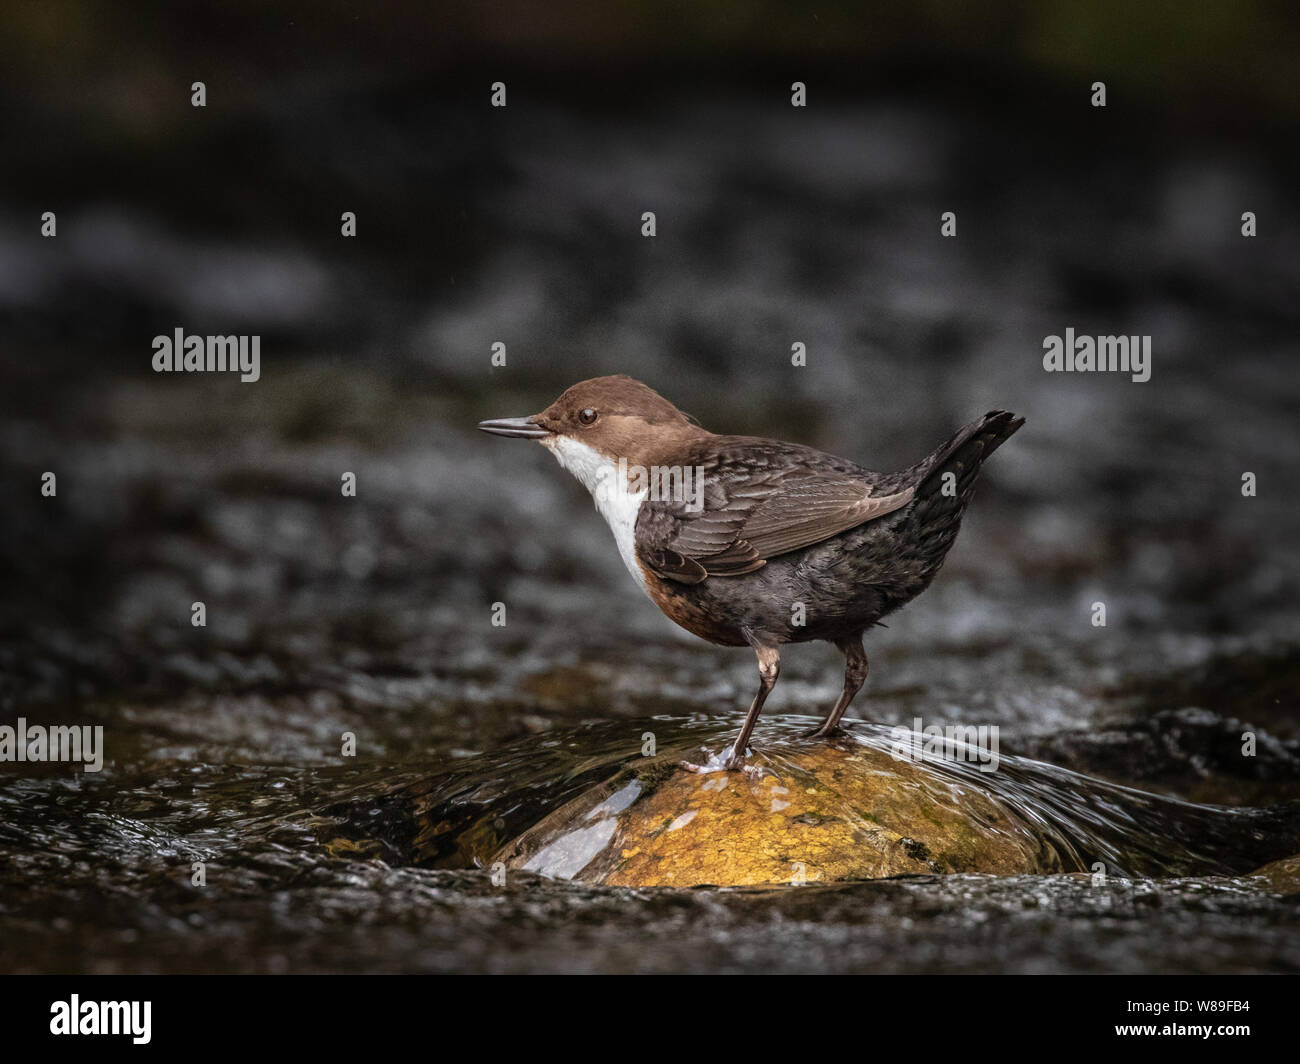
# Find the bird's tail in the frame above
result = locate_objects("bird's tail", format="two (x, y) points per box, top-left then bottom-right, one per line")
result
(898, 410), (1024, 579)
(916, 410), (1024, 497)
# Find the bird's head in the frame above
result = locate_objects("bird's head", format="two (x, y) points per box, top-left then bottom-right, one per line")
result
(479, 375), (706, 482)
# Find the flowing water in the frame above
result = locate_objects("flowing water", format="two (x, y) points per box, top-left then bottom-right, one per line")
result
(2, 708), (1298, 973)
(2, 86), (1299, 972)
(331, 717), (1300, 882)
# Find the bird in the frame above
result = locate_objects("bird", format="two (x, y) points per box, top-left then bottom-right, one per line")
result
(480, 375), (1023, 771)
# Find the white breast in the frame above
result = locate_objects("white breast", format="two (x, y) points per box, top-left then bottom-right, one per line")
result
(542, 436), (650, 595)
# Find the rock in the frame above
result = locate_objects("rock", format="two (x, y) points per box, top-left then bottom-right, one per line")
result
(492, 742), (1059, 887)
(343, 719), (1300, 887)
(1249, 855), (1300, 893)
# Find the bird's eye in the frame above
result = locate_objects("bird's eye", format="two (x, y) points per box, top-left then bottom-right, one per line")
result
(578, 408), (599, 426)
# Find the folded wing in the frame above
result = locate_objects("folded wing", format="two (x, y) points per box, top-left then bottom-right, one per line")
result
(638, 457), (914, 584)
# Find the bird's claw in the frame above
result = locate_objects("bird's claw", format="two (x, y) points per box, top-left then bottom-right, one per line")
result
(681, 746), (775, 780)
(803, 723), (846, 740)
(680, 745), (727, 774)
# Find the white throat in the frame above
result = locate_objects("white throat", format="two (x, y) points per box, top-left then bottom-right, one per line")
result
(542, 435), (649, 594)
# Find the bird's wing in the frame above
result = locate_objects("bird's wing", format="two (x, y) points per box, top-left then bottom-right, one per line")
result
(635, 445), (914, 584)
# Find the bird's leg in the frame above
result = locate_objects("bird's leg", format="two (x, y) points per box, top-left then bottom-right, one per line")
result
(720, 644), (780, 771)
(806, 635), (868, 739)
(680, 644), (780, 774)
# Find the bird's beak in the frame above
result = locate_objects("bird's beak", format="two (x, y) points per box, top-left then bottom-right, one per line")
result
(477, 415), (552, 439)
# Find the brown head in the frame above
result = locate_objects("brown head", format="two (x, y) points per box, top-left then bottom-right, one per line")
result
(478, 375), (707, 468)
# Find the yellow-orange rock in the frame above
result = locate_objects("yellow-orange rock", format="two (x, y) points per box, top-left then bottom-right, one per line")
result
(492, 742), (1058, 887)
(1249, 854), (1300, 893)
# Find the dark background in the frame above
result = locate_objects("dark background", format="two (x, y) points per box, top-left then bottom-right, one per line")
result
(1, 2), (1298, 973)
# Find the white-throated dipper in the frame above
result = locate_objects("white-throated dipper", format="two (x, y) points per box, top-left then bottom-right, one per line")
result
(480, 376), (1024, 771)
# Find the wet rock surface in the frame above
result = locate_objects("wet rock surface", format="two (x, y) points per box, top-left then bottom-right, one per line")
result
(496, 745), (1057, 887)
(2, 82), (1300, 971)
(1250, 856), (1300, 894)
(336, 718), (1300, 886)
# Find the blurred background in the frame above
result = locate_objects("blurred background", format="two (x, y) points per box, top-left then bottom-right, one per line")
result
(1, 2), (1299, 973)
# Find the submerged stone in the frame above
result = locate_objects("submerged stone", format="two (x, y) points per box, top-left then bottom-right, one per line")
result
(343, 718), (1300, 888)
(492, 742), (1058, 887)
(1249, 855), (1300, 893)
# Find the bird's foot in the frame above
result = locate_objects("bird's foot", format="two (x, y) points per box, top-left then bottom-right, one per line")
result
(680, 746), (725, 774)
(800, 718), (852, 744)
(681, 745), (775, 780)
